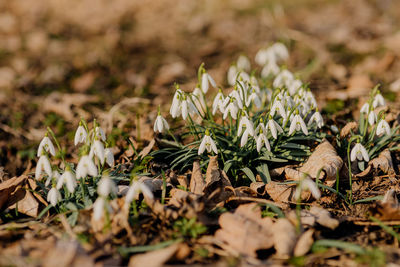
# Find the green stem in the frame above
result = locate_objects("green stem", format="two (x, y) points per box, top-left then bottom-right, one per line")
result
(47, 127), (66, 164)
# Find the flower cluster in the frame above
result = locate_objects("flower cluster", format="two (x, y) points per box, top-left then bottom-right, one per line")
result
(153, 43), (326, 181)
(35, 119), (115, 207)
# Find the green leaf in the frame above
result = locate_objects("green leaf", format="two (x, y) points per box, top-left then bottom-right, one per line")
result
(312, 239), (366, 255)
(118, 239), (183, 257)
(256, 164), (271, 184)
(241, 167), (256, 183)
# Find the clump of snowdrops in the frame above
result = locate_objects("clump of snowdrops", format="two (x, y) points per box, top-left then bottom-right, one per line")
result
(152, 43), (326, 184)
(35, 119), (152, 224)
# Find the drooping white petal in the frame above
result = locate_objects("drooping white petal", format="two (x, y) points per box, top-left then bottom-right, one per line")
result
(95, 127), (106, 142)
(376, 120), (391, 136)
(105, 148), (114, 167)
(97, 175), (117, 197)
(76, 155), (98, 179)
(47, 187), (62, 206)
(74, 125), (87, 146)
(93, 197), (105, 221)
(37, 136), (56, 157)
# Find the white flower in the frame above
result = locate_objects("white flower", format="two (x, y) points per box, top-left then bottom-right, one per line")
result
(227, 65), (238, 86)
(376, 119), (391, 136)
(289, 114), (309, 135)
(212, 90), (225, 115)
(35, 155), (52, 180)
(261, 60), (280, 78)
(360, 103), (370, 114)
(308, 111), (324, 128)
(45, 170), (60, 187)
(57, 169), (77, 193)
(273, 69), (294, 88)
(95, 126), (106, 142)
(368, 111), (377, 126)
(105, 148), (114, 167)
(256, 131), (271, 152)
(255, 48), (276, 66)
(237, 55), (251, 72)
(125, 181), (154, 206)
(350, 143), (369, 162)
(97, 175), (117, 197)
(154, 114), (170, 133)
(240, 128), (254, 147)
(294, 178), (321, 201)
(37, 136), (56, 157)
(74, 125), (87, 146)
(201, 73), (216, 94)
(237, 116), (255, 137)
(198, 131), (218, 155)
(271, 42), (289, 62)
(47, 187), (62, 206)
(170, 89), (183, 118)
(270, 100), (287, 121)
(287, 79), (302, 96)
(304, 90), (317, 108)
(266, 118), (284, 139)
(223, 101), (239, 120)
(76, 155), (98, 179)
(90, 140), (105, 165)
(181, 96), (198, 120)
(373, 93), (385, 108)
(191, 87), (206, 115)
(92, 197), (112, 221)
(226, 89), (243, 109)
(246, 89), (261, 108)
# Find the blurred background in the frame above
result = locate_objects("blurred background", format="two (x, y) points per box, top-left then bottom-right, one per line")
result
(1, 0), (400, 177)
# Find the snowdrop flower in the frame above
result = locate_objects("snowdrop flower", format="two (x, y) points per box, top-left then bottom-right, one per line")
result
(212, 89), (225, 115)
(308, 110), (324, 128)
(289, 113), (309, 135)
(57, 166), (77, 193)
(226, 88), (243, 109)
(35, 154), (52, 180)
(238, 115), (255, 137)
(181, 95), (198, 120)
(227, 65), (238, 86)
(98, 175), (117, 197)
(201, 72), (216, 94)
(95, 126), (106, 142)
(125, 181), (154, 206)
(104, 148), (114, 167)
(90, 139), (105, 165)
(237, 55), (251, 72)
(74, 123), (87, 146)
(360, 103), (370, 114)
(45, 170), (60, 187)
(154, 113), (170, 133)
(376, 119), (391, 136)
(246, 89), (261, 108)
(261, 60), (280, 78)
(240, 127), (254, 147)
(270, 99), (287, 121)
(47, 187), (62, 206)
(198, 130), (218, 155)
(254, 118), (266, 134)
(304, 90), (317, 108)
(351, 142), (369, 162)
(170, 88), (183, 118)
(368, 111), (377, 126)
(223, 99), (239, 120)
(266, 117), (284, 139)
(37, 135), (56, 157)
(287, 79), (302, 96)
(76, 155), (98, 179)
(191, 87), (206, 115)
(256, 129), (271, 152)
(92, 197), (112, 221)
(372, 92), (385, 108)
(255, 48), (276, 66)
(294, 178), (321, 201)
(273, 69), (294, 88)
(271, 42), (289, 62)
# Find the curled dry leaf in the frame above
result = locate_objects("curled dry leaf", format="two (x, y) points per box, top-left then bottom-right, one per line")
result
(340, 121), (358, 138)
(190, 160), (205, 195)
(128, 243), (180, 267)
(309, 206), (339, 230)
(215, 203), (274, 258)
(370, 189), (400, 221)
(272, 218), (297, 258)
(250, 182), (266, 195)
(294, 229), (314, 257)
(369, 149), (394, 174)
(265, 181), (311, 203)
(138, 139), (156, 159)
(299, 140), (343, 183)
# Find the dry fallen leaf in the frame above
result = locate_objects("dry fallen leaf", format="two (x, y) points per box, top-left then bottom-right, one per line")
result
(309, 206), (339, 230)
(129, 243), (180, 267)
(272, 218), (297, 258)
(346, 74), (373, 98)
(369, 149), (394, 174)
(340, 121), (358, 138)
(370, 189), (400, 221)
(215, 203), (274, 258)
(294, 229), (314, 257)
(299, 140), (343, 184)
(265, 181), (311, 203)
(190, 160), (205, 195)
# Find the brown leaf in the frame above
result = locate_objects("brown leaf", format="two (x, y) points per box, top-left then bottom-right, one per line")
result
(0, 175), (27, 208)
(138, 139), (156, 159)
(265, 181), (311, 203)
(128, 243), (180, 267)
(9, 190), (40, 217)
(215, 203), (274, 258)
(44, 240), (94, 267)
(370, 189), (400, 221)
(190, 160), (205, 195)
(369, 149), (394, 174)
(340, 121), (358, 138)
(309, 206), (339, 230)
(272, 218), (297, 258)
(294, 229), (314, 257)
(299, 140), (343, 182)
(346, 74), (373, 98)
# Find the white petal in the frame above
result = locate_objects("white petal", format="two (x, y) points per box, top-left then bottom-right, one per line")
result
(201, 73), (209, 94)
(93, 197), (105, 221)
(198, 136), (207, 155)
